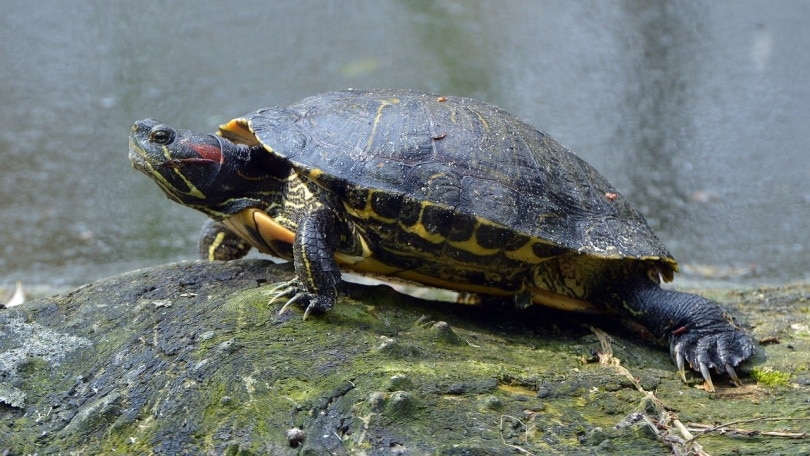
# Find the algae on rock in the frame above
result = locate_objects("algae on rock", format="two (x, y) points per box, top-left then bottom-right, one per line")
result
(1, 259), (808, 455)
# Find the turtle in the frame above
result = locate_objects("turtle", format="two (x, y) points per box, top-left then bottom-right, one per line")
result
(129, 88), (754, 391)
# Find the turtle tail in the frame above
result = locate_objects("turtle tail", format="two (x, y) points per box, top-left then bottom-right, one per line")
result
(612, 277), (755, 392)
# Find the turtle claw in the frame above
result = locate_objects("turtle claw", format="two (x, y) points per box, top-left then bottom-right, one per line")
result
(267, 278), (305, 314)
(698, 361), (715, 392)
(278, 293), (305, 316)
(696, 361), (742, 392)
(675, 349), (688, 384)
(725, 363), (742, 387)
(268, 278), (335, 319)
(302, 304), (317, 321)
(669, 323), (754, 392)
(267, 280), (297, 300)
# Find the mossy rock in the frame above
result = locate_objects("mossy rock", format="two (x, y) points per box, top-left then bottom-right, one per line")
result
(1, 259), (808, 455)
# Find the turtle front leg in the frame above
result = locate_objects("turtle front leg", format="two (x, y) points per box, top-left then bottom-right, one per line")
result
(273, 208), (342, 319)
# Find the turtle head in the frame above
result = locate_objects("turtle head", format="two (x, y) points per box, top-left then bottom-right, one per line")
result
(129, 119), (285, 218)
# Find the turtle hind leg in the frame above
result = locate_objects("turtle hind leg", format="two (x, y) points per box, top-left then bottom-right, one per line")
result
(612, 276), (755, 391)
(198, 219), (253, 261)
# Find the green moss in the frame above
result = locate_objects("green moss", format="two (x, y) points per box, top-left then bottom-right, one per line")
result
(4, 261), (810, 455)
(750, 367), (792, 387)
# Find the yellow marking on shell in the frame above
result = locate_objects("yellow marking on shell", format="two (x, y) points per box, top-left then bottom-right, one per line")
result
(473, 110), (490, 132)
(344, 194), (548, 261)
(447, 235), (497, 256)
(504, 241), (546, 264)
(394, 269), (510, 296)
(342, 190), (397, 224)
(400, 201), (448, 245)
(306, 168), (324, 180)
(444, 220), (500, 257)
(207, 231), (229, 261)
(504, 240), (564, 264)
(218, 118), (261, 146)
(366, 98), (399, 152)
(404, 223), (446, 245)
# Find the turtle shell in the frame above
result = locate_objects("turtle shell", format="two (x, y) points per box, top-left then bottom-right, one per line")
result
(220, 89), (676, 276)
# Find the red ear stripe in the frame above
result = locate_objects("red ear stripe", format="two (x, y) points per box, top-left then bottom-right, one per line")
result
(188, 142), (224, 164)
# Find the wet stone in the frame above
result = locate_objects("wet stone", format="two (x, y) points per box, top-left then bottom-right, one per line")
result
(375, 336), (423, 359)
(1, 259), (807, 455)
(368, 392), (386, 413)
(427, 321), (465, 345)
(385, 391), (417, 419)
(387, 374), (414, 392)
(481, 395), (502, 410)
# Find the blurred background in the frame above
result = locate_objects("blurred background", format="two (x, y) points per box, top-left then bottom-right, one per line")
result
(1, 0), (808, 294)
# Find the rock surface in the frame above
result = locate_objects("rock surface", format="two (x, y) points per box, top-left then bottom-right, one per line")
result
(1, 259), (808, 455)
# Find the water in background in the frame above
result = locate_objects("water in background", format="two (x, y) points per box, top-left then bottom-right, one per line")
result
(1, 1), (807, 291)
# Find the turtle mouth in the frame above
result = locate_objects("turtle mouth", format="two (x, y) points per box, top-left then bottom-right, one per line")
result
(128, 119), (170, 171)
(128, 136), (158, 175)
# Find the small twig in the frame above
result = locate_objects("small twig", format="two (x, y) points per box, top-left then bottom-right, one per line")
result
(499, 415), (535, 456)
(686, 417), (810, 442)
(591, 327), (709, 455)
(590, 327), (808, 453)
(673, 419), (709, 456)
(591, 327), (645, 392)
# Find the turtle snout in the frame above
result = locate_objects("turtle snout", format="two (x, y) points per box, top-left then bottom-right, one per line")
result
(129, 120), (166, 170)
(131, 118), (161, 135)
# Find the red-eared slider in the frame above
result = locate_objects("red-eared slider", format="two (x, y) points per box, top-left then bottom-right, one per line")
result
(129, 89), (753, 391)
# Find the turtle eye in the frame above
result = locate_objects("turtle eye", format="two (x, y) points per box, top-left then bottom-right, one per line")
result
(149, 126), (175, 145)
